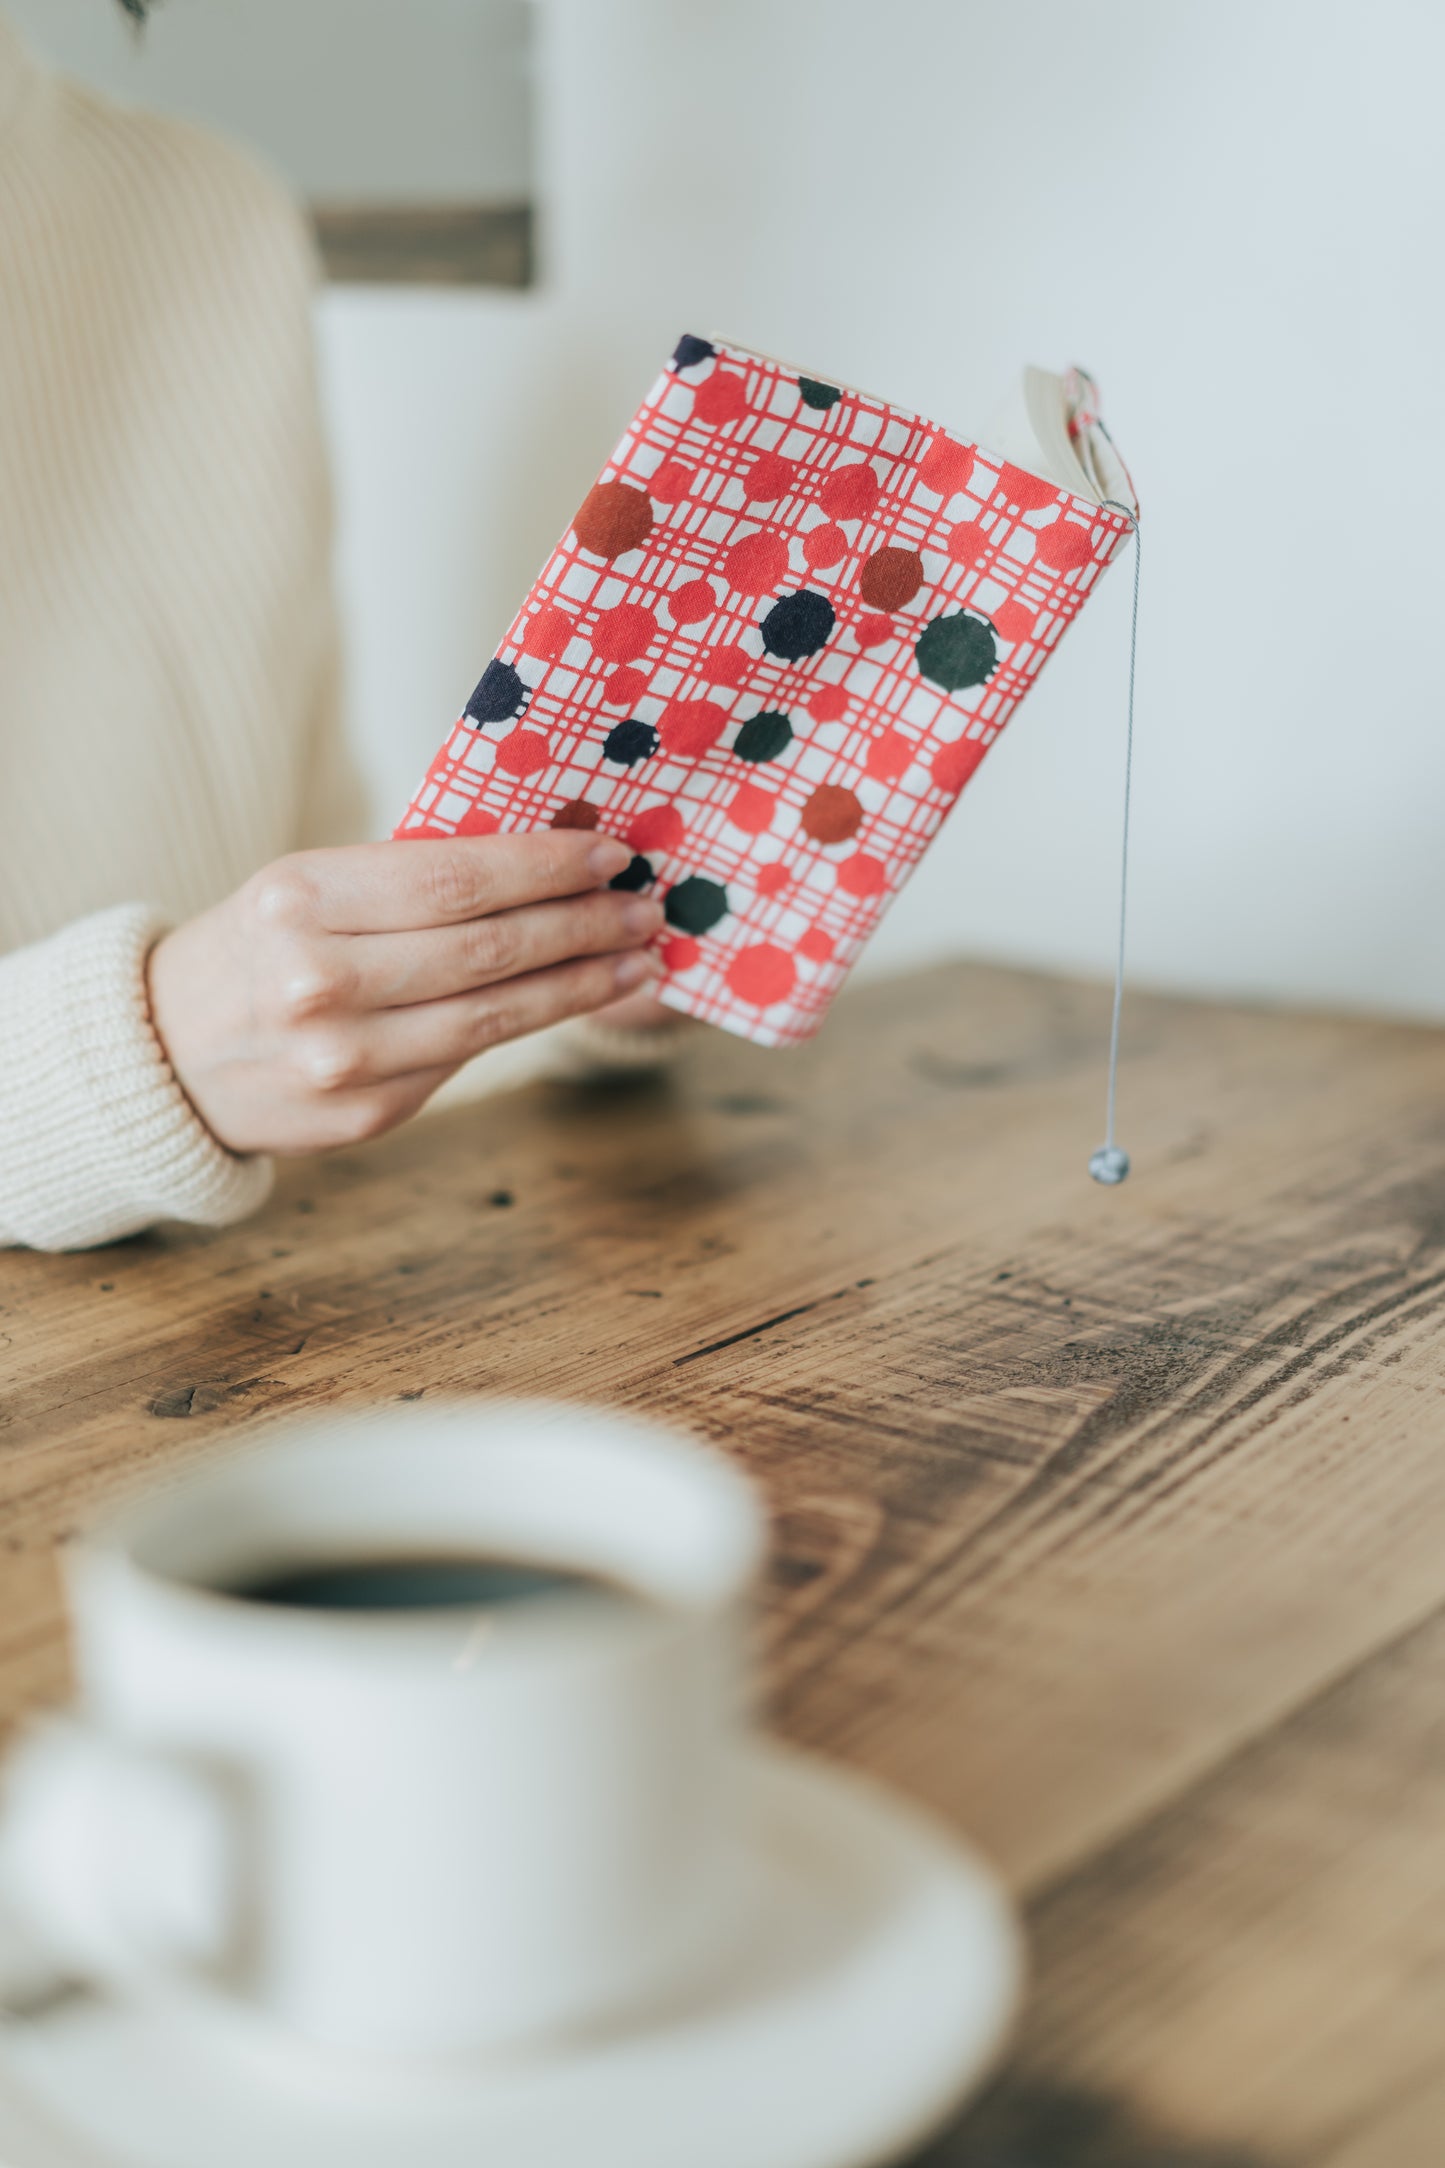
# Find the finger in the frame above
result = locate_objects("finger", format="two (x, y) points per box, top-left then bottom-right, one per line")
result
(300, 1063), (460, 1153)
(265, 832), (635, 935)
(295, 948), (663, 1092)
(350, 891), (664, 1009)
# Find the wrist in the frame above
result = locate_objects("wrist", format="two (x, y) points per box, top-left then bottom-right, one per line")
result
(144, 915), (241, 1155)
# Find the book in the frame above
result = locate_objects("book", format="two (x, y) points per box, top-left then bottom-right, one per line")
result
(394, 336), (1137, 1047)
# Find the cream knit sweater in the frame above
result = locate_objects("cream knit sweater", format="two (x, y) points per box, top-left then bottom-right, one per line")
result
(0, 22), (666, 1252)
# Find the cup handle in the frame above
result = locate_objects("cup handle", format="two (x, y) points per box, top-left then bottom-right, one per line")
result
(0, 1714), (237, 2003)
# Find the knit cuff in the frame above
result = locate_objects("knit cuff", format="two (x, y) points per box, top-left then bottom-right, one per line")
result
(0, 905), (273, 1251)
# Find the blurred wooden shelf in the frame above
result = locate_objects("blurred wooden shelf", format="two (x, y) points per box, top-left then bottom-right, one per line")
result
(310, 200), (534, 286)
(4, 956), (1445, 2164)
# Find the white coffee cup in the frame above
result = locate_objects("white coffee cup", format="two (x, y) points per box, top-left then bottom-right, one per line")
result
(0, 1402), (764, 2062)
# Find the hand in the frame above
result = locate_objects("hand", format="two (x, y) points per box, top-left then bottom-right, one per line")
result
(146, 834), (663, 1156)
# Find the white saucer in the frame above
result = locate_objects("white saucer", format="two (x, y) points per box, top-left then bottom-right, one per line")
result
(0, 1745), (1021, 2168)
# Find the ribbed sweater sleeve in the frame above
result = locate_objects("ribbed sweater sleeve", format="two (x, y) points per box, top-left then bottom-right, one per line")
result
(0, 904), (272, 1251)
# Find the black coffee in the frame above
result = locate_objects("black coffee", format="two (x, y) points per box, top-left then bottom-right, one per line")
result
(227, 1555), (626, 1614)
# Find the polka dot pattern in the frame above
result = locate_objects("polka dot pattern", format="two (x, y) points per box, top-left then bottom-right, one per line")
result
(859, 546), (924, 612)
(728, 782), (776, 836)
(397, 335), (1133, 1047)
(603, 719), (658, 767)
(628, 803), (685, 854)
(609, 854), (655, 892)
(592, 603), (656, 663)
(733, 711), (794, 763)
(465, 659), (526, 725)
(495, 728), (551, 778)
(551, 799), (600, 831)
(725, 531), (789, 595)
(799, 784), (863, 844)
(603, 666), (649, 708)
(572, 482), (653, 562)
(726, 943), (796, 1008)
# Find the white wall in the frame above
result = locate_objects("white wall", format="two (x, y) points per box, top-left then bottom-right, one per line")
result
(321, 0), (1445, 1016)
(5, 0), (533, 200)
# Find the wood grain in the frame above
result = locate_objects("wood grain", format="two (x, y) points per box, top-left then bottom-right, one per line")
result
(3, 957), (1445, 2161)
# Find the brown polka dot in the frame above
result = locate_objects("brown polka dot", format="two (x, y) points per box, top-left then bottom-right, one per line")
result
(859, 546), (924, 612)
(799, 784), (864, 844)
(551, 800), (601, 830)
(573, 481), (655, 561)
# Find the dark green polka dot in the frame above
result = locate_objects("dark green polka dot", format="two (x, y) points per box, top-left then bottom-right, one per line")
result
(664, 876), (729, 934)
(798, 378), (842, 411)
(609, 855), (655, 891)
(734, 711), (793, 763)
(914, 613), (998, 692)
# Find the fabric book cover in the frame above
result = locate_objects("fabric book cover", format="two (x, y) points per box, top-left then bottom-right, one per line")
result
(395, 335), (1136, 1047)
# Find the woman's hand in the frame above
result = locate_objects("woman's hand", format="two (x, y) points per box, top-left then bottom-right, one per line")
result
(146, 833), (663, 1156)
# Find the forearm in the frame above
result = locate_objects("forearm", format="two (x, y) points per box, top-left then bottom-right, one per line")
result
(0, 906), (272, 1252)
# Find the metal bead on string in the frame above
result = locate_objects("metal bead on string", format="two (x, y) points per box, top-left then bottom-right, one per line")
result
(1088, 499), (1142, 1187)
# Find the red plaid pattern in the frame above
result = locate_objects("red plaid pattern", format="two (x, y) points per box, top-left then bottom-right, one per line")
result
(395, 338), (1133, 1047)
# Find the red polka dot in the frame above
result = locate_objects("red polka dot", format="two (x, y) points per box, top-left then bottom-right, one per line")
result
(819, 462), (882, 522)
(865, 729), (914, 782)
(668, 578), (718, 627)
(659, 697), (729, 756)
(798, 927), (834, 964)
(628, 803), (686, 854)
(728, 783), (775, 835)
(945, 519), (991, 566)
(744, 452), (795, 502)
(994, 462), (1061, 512)
(725, 530), (789, 594)
(992, 598), (1037, 644)
(809, 684), (849, 723)
(663, 936), (701, 972)
(603, 665), (649, 707)
(649, 459), (695, 503)
(917, 435), (974, 498)
(855, 612), (894, 649)
(692, 371), (749, 427)
(754, 862), (791, 897)
(591, 602), (656, 663)
(521, 606), (572, 661)
(726, 944), (796, 1007)
(835, 853), (887, 898)
(802, 521), (849, 571)
(1035, 518), (1096, 571)
(932, 738), (983, 795)
(495, 728), (553, 778)
(700, 642), (751, 687)
(458, 806), (500, 837)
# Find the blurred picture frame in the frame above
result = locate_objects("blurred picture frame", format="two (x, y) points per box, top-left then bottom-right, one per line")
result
(3, 0), (537, 286)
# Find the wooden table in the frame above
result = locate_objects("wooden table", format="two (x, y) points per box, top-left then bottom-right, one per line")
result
(4, 958), (1445, 2166)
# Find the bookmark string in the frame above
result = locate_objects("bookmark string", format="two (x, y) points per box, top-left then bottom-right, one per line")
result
(1089, 501), (1141, 1188)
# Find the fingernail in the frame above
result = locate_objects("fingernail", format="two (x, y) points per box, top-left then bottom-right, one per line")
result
(622, 897), (665, 935)
(614, 950), (656, 988)
(588, 838), (632, 880)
